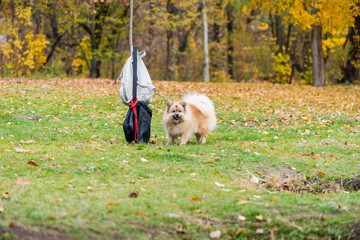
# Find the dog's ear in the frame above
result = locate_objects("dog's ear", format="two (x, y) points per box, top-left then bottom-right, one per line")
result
(166, 101), (172, 109)
(180, 101), (187, 110)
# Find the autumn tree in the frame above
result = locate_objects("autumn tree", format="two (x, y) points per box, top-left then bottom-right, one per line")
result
(290, 0), (359, 86)
(0, 0), (48, 76)
(341, 4), (360, 83)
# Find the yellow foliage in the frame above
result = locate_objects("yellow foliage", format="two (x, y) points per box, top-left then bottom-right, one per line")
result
(0, 6), (49, 76)
(273, 53), (291, 84)
(72, 36), (91, 75)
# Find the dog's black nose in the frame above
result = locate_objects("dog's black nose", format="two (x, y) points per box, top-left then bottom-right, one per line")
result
(174, 113), (180, 118)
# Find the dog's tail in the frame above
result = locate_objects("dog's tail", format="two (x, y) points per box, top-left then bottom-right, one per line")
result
(184, 93), (216, 130)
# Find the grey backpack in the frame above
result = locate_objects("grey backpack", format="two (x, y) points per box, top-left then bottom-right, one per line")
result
(118, 50), (155, 106)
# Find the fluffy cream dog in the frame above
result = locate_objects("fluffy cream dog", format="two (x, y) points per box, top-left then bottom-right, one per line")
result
(162, 93), (216, 145)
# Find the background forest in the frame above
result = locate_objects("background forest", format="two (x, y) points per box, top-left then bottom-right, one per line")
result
(0, 0), (359, 86)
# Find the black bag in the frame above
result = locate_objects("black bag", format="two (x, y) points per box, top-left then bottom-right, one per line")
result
(123, 46), (152, 143)
(123, 99), (152, 143)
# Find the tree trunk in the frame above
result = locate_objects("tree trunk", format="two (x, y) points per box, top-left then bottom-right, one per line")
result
(164, 0), (175, 81)
(341, 10), (360, 83)
(210, 0), (221, 79)
(311, 24), (325, 87)
(202, 0), (209, 82)
(80, 1), (109, 78)
(226, 5), (233, 79)
(275, 15), (284, 54)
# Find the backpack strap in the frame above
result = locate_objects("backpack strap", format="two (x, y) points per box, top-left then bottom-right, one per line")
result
(132, 46), (138, 102)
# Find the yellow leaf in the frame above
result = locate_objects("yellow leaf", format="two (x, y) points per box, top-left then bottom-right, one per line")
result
(237, 200), (249, 205)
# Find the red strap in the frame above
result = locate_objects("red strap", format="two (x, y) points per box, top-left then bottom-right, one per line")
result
(130, 98), (138, 142)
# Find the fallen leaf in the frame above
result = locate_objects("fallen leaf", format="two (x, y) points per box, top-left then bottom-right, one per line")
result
(209, 230), (221, 239)
(128, 191), (139, 198)
(237, 200), (249, 205)
(215, 182), (224, 188)
(106, 203), (119, 206)
(235, 228), (244, 236)
(49, 216), (56, 220)
(23, 139), (37, 144)
(317, 170), (326, 175)
(256, 215), (264, 221)
(270, 199), (276, 204)
(26, 160), (38, 167)
(256, 228), (264, 234)
(2, 192), (10, 200)
(190, 195), (201, 201)
(290, 167), (296, 170)
(238, 215), (246, 221)
(15, 148), (30, 153)
(161, 168), (166, 172)
(14, 178), (30, 185)
(190, 172), (198, 176)
(250, 176), (259, 183)
(87, 186), (93, 191)
(140, 157), (149, 162)
(0, 206), (4, 212)
(167, 213), (180, 218)
(138, 211), (146, 217)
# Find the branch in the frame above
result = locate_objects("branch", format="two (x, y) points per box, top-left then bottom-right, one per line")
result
(69, 33), (91, 73)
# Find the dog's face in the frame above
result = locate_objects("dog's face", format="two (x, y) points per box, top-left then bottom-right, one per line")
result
(166, 101), (187, 124)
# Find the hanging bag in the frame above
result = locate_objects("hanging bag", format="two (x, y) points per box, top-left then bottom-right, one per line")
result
(122, 46), (152, 143)
(119, 50), (155, 106)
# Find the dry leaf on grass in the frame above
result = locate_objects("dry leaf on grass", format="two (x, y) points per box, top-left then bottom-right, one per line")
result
(2, 192), (10, 200)
(26, 160), (38, 167)
(238, 215), (246, 221)
(14, 178), (30, 185)
(209, 230), (221, 239)
(22, 139), (37, 144)
(140, 157), (149, 162)
(15, 148), (34, 153)
(190, 195), (201, 201)
(237, 200), (249, 205)
(235, 228), (244, 236)
(128, 191), (139, 198)
(250, 176), (259, 183)
(215, 182), (225, 188)
(106, 203), (119, 206)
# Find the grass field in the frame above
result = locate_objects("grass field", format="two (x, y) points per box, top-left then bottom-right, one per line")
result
(0, 78), (359, 240)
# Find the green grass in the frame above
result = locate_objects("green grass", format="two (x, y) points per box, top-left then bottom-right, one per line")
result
(0, 79), (359, 239)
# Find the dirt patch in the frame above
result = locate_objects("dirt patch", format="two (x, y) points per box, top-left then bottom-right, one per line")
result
(0, 224), (70, 240)
(10, 114), (44, 121)
(348, 221), (360, 240)
(257, 167), (360, 194)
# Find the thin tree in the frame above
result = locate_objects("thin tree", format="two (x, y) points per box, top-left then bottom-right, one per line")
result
(202, 0), (210, 82)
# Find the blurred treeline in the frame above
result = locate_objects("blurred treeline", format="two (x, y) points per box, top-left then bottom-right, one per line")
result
(0, 0), (359, 85)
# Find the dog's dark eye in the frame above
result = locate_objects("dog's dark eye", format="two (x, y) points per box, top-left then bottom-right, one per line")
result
(172, 110), (175, 113)
(179, 110), (181, 112)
